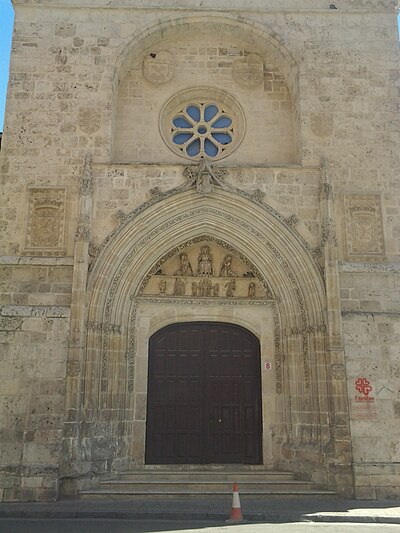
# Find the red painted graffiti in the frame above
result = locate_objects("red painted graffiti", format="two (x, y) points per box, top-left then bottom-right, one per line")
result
(355, 378), (372, 397)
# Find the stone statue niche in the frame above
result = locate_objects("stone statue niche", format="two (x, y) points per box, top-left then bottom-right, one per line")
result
(141, 240), (271, 300)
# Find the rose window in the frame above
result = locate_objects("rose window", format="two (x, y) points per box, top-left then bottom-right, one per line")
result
(160, 89), (245, 161)
(172, 103), (234, 159)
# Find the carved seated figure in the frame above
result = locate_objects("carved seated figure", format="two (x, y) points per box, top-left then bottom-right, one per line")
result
(197, 245), (214, 276)
(175, 252), (193, 276)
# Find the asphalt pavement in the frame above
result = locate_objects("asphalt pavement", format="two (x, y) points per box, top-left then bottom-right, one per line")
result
(1, 519), (400, 533)
(0, 497), (400, 525)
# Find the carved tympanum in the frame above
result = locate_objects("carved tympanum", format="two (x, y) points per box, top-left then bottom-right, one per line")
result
(142, 239), (272, 300)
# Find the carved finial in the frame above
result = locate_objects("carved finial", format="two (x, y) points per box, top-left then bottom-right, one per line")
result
(184, 159), (227, 194)
(80, 153), (94, 195)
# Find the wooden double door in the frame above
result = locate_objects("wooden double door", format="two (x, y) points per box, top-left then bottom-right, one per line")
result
(145, 322), (262, 464)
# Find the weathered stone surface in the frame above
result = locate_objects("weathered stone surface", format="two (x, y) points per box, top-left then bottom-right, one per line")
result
(0, 0), (399, 502)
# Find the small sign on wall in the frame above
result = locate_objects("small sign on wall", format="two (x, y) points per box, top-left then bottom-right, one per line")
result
(264, 361), (272, 371)
(351, 377), (377, 420)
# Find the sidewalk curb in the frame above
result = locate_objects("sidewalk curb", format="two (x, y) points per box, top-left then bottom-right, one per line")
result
(0, 509), (399, 524)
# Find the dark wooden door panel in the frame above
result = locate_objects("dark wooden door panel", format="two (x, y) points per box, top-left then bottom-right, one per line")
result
(146, 322), (262, 464)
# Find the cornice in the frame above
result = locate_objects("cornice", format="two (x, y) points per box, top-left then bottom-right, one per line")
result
(11, 0), (399, 13)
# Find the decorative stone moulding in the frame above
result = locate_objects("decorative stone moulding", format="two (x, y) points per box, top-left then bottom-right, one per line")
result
(142, 50), (175, 85)
(159, 87), (245, 161)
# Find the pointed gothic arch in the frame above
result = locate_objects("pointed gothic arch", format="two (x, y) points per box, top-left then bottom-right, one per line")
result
(81, 185), (333, 475)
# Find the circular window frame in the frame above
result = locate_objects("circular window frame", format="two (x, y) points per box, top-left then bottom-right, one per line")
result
(159, 87), (246, 162)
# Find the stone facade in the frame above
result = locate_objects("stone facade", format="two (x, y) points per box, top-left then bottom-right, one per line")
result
(0, 0), (399, 501)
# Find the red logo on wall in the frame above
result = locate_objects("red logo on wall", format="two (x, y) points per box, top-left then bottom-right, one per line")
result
(355, 378), (374, 402)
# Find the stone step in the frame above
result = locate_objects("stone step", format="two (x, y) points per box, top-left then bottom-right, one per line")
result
(80, 488), (337, 500)
(121, 464), (280, 472)
(98, 480), (314, 492)
(113, 471), (295, 482)
(79, 467), (336, 500)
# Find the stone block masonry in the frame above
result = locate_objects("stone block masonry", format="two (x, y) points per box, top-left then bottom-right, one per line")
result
(0, 0), (399, 501)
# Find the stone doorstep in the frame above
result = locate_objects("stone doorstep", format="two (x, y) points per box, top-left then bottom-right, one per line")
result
(79, 490), (337, 500)
(110, 470), (296, 481)
(79, 468), (336, 499)
(122, 464), (281, 471)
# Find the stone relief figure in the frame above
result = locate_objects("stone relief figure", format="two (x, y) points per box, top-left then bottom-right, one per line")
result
(197, 245), (214, 276)
(219, 254), (235, 277)
(248, 282), (256, 299)
(159, 280), (167, 295)
(174, 252), (194, 276)
(173, 278), (186, 296)
(191, 282), (198, 296)
(212, 284), (220, 297)
(225, 279), (236, 297)
(198, 278), (213, 297)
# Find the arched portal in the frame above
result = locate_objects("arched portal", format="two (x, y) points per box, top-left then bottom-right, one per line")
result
(80, 184), (339, 483)
(146, 322), (262, 465)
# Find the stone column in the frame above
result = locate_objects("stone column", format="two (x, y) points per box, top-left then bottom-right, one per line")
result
(320, 159), (354, 497)
(60, 154), (93, 496)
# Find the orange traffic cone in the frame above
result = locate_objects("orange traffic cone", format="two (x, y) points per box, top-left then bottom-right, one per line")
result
(226, 481), (245, 523)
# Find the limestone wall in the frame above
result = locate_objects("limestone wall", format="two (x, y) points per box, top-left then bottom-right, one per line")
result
(0, 0), (399, 500)
(340, 263), (400, 499)
(1, 5), (398, 256)
(0, 304), (69, 501)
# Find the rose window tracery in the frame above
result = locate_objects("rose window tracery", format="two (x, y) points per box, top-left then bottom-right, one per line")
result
(160, 88), (245, 161)
(172, 103), (234, 159)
